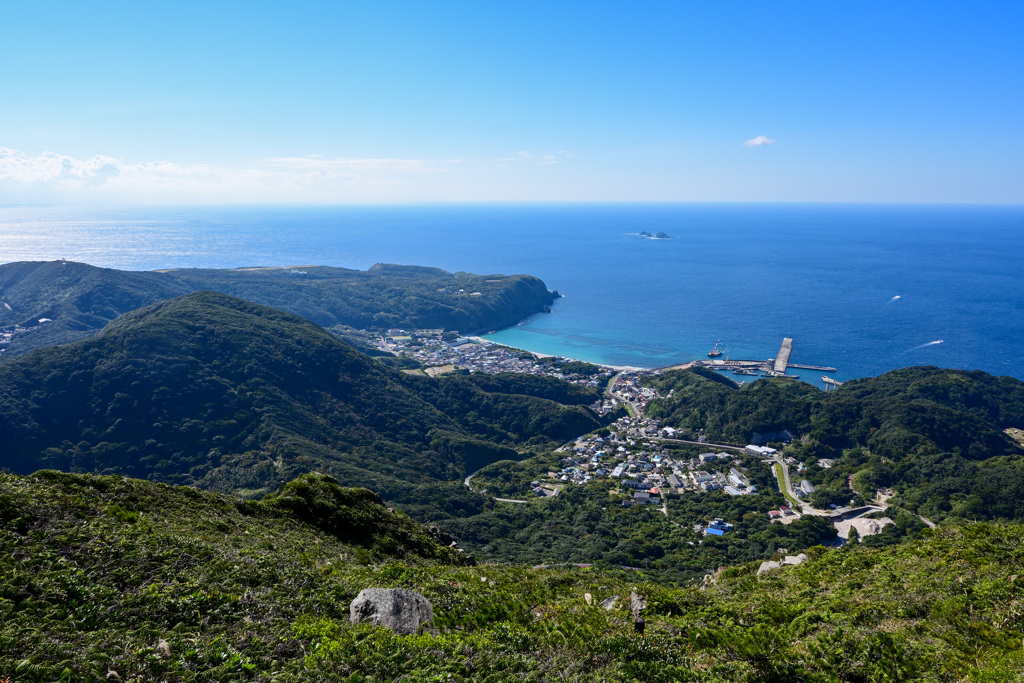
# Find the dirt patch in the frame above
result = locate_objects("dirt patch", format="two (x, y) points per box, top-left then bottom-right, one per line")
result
(1005, 428), (1024, 447)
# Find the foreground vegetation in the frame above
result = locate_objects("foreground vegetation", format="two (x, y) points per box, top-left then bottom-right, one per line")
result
(1, 470), (1022, 681)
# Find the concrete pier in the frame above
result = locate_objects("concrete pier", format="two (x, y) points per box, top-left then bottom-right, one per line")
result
(822, 376), (844, 392)
(773, 338), (793, 374)
(688, 336), (838, 381)
(789, 363), (838, 372)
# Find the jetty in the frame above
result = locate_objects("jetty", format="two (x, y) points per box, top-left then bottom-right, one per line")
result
(789, 363), (838, 372)
(689, 337), (837, 379)
(822, 376), (844, 392)
(773, 337), (793, 374)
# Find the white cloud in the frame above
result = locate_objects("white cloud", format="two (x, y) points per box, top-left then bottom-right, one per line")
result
(743, 135), (776, 147)
(0, 146), (447, 202)
(0, 147), (123, 186)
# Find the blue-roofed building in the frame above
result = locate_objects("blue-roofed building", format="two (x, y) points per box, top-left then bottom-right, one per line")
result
(706, 518), (734, 535)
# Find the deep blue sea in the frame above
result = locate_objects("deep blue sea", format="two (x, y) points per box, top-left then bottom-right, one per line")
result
(2, 203), (1023, 387)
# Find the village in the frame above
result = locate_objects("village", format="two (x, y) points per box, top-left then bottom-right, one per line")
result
(371, 329), (615, 390)
(0, 316), (52, 354)
(372, 329), (897, 542)
(535, 413), (761, 504)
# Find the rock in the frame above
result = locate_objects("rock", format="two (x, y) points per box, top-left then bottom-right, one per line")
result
(599, 595), (619, 610)
(584, 592), (593, 605)
(629, 590), (647, 620)
(156, 639), (171, 658)
(428, 525), (453, 545)
(350, 588), (433, 635)
(757, 552), (808, 575)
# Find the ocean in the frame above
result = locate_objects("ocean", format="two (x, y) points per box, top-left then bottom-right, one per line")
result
(1, 203), (1022, 387)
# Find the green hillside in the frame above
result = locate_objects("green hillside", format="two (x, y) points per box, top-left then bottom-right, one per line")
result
(0, 292), (602, 510)
(0, 260), (558, 357)
(1, 470), (1021, 682)
(645, 367), (1024, 522)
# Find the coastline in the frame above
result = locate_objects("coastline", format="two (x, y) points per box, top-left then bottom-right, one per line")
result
(469, 336), (647, 373)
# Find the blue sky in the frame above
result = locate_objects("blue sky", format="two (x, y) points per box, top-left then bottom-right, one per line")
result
(2, 1), (1022, 203)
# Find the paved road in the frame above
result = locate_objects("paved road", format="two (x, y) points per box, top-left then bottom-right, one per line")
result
(654, 437), (748, 451)
(464, 470), (530, 504)
(772, 456), (832, 516)
(607, 372), (641, 416)
(775, 456), (797, 500)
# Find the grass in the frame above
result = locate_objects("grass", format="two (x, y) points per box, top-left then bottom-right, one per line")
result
(774, 462), (804, 508)
(1, 470), (1022, 681)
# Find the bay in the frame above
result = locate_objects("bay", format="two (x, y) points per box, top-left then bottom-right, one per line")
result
(1, 202), (1022, 386)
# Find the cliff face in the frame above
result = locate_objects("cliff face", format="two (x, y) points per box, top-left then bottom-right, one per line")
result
(0, 261), (558, 357)
(403, 273), (557, 333)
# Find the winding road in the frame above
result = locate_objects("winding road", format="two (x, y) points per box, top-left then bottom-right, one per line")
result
(463, 470), (530, 504)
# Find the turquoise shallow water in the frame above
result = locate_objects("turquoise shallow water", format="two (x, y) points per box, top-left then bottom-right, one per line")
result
(1, 203), (1023, 386)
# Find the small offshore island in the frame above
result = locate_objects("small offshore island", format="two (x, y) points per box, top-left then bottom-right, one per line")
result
(638, 230), (670, 239)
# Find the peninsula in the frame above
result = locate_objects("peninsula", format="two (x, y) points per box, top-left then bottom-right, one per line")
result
(0, 260), (558, 357)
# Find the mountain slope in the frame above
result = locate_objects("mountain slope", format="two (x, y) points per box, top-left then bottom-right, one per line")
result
(0, 292), (602, 507)
(1, 470), (1021, 682)
(645, 366), (1024, 522)
(0, 260), (192, 352)
(0, 260), (558, 357)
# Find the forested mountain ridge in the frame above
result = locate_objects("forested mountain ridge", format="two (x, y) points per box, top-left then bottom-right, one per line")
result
(0, 260), (558, 357)
(0, 292), (603, 513)
(645, 366), (1024, 522)
(1, 469), (1021, 681)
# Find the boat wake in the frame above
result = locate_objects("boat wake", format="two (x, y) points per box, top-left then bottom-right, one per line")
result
(886, 295), (902, 305)
(908, 340), (943, 351)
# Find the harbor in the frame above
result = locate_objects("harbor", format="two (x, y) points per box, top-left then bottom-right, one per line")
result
(375, 328), (842, 394)
(691, 337), (838, 388)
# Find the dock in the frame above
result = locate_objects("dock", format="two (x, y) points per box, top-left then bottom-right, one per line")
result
(789, 363), (838, 372)
(822, 376), (844, 392)
(688, 336), (838, 381)
(679, 337), (839, 387)
(773, 338), (793, 374)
